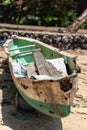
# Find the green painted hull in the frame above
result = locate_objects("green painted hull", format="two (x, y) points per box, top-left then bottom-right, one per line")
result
(4, 36), (78, 118)
(17, 86), (70, 118)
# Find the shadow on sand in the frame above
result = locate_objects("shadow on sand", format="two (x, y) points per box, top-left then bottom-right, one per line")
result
(1, 90), (63, 130)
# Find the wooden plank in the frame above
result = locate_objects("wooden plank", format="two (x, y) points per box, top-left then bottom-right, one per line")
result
(45, 62), (62, 77)
(33, 51), (62, 77)
(9, 44), (35, 51)
(26, 63), (37, 77)
(11, 48), (41, 58)
(12, 52), (32, 58)
(33, 51), (50, 76)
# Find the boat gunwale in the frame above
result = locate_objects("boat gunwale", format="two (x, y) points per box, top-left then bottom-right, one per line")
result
(4, 36), (77, 59)
(4, 36), (78, 81)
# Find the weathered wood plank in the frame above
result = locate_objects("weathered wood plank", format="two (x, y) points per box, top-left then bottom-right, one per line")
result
(45, 62), (62, 77)
(33, 51), (50, 76)
(33, 51), (62, 77)
(26, 63), (37, 77)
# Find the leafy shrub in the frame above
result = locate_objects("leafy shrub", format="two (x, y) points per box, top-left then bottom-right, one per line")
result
(0, 0), (80, 27)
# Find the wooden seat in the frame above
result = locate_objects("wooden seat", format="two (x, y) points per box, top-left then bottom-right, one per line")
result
(33, 51), (62, 77)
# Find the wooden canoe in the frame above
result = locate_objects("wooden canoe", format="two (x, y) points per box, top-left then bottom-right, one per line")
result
(4, 35), (78, 118)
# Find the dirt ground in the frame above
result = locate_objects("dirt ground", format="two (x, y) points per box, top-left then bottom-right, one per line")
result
(0, 46), (87, 130)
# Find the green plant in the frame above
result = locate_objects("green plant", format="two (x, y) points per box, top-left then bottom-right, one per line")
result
(2, 0), (11, 5)
(81, 23), (87, 29)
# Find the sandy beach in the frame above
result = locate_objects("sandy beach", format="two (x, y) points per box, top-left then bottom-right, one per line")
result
(0, 47), (87, 130)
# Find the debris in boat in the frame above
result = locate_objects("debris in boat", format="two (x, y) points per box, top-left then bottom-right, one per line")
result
(33, 51), (68, 78)
(11, 62), (27, 78)
(47, 58), (68, 77)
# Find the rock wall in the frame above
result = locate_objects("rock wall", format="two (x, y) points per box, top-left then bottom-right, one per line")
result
(0, 30), (87, 49)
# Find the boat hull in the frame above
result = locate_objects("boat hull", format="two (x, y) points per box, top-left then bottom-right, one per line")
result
(17, 86), (70, 118)
(4, 36), (78, 118)
(9, 60), (77, 118)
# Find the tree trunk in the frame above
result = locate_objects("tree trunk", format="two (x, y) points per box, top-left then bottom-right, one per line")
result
(66, 8), (87, 33)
